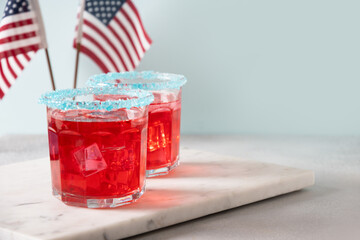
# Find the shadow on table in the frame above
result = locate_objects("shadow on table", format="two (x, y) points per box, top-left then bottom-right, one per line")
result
(124, 185), (337, 240)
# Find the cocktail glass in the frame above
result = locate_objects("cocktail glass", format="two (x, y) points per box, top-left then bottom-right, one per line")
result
(39, 87), (154, 208)
(87, 71), (187, 177)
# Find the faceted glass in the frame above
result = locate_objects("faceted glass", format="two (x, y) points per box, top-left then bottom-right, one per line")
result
(40, 88), (153, 208)
(87, 71), (187, 177)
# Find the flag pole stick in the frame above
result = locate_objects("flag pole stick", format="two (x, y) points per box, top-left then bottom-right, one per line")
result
(73, 0), (86, 89)
(45, 48), (55, 90)
(73, 43), (81, 89)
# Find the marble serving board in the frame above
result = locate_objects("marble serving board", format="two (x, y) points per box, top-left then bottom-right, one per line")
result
(0, 149), (314, 240)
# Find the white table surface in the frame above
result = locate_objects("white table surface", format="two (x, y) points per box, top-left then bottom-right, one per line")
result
(1, 135), (359, 240)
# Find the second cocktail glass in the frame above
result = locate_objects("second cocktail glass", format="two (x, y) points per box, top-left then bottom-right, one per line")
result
(87, 71), (187, 177)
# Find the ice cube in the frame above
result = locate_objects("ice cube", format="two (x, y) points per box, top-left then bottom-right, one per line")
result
(84, 144), (107, 171)
(152, 91), (163, 103)
(84, 111), (118, 121)
(119, 147), (136, 171)
(152, 90), (178, 103)
(108, 146), (136, 171)
(125, 108), (135, 120)
(74, 143), (107, 177)
(130, 116), (147, 129)
(64, 109), (84, 119)
(106, 127), (142, 171)
(113, 108), (138, 121)
(148, 121), (167, 152)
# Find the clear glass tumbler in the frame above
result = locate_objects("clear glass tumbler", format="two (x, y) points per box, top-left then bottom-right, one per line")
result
(87, 71), (187, 177)
(39, 87), (154, 208)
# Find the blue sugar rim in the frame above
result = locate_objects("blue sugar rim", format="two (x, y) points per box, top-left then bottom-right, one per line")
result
(39, 88), (154, 111)
(87, 71), (187, 90)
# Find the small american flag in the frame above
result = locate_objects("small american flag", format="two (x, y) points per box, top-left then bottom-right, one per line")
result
(74, 0), (152, 73)
(0, 0), (47, 100)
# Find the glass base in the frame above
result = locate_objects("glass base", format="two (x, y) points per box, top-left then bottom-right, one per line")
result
(52, 186), (145, 208)
(146, 158), (179, 178)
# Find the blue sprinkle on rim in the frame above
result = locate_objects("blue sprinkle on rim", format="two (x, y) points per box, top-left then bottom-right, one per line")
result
(39, 88), (154, 111)
(87, 71), (187, 90)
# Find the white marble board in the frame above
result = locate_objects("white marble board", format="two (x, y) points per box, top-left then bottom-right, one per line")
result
(0, 149), (314, 240)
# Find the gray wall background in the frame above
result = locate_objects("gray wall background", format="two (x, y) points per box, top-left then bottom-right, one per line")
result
(0, 0), (360, 136)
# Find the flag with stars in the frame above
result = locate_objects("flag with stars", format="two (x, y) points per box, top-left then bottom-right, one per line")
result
(0, 0), (47, 100)
(74, 0), (152, 73)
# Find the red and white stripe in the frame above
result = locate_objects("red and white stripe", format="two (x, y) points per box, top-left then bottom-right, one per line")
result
(0, 51), (36, 99)
(0, 1), (46, 100)
(74, 0), (152, 73)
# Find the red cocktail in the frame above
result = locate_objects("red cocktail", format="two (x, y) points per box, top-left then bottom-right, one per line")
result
(40, 88), (153, 208)
(87, 72), (187, 177)
(146, 91), (182, 174)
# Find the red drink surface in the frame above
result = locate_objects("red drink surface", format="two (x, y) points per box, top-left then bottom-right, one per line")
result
(147, 99), (181, 170)
(47, 108), (147, 201)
